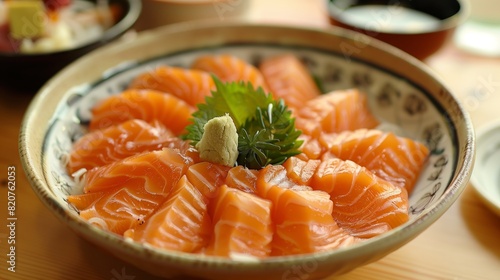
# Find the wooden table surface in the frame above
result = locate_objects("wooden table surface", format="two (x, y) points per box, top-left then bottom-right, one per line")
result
(1, 1), (500, 279)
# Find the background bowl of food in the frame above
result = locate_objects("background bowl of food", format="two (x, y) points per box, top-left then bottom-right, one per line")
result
(0, 0), (141, 90)
(326, 0), (468, 60)
(19, 22), (475, 279)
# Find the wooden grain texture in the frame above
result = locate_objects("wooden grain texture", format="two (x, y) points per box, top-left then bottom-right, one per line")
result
(1, 1), (500, 279)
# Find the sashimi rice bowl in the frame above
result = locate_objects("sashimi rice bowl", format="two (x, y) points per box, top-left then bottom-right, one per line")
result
(19, 23), (475, 280)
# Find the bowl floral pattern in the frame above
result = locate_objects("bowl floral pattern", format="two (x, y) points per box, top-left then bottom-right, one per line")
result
(21, 23), (474, 280)
(44, 45), (455, 218)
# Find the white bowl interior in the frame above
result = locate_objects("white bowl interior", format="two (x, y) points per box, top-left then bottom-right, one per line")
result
(44, 44), (457, 220)
(20, 23), (474, 280)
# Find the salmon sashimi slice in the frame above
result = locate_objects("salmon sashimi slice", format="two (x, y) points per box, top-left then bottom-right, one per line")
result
(83, 148), (193, 194)
(67, 119), (176, 175)
(311, 158), (409, 238)
(185, 162), (231, 198)
(67, 191), (105, 210)
(257, 165), (359, 256)
(124, 175), (212, 253)
(259, 54), (321, 109)
(321, 129), (429, 193)
(224, 166), (258, 194)
(163, 138), (202, 164)
(89, 89), (194, 135)
(282, 157), (321, 186)
(295, 89), (380, 138)
(205, 185), (273, 258)
(68, 182), (168, 235)
(296, 134), (324, 161)
(257, 163), (311, 192)
(128, 66), (215, 107)
(191, 54), (268, 91)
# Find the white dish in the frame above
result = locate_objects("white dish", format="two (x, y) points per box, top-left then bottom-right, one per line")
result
(470, 120), (500, 216)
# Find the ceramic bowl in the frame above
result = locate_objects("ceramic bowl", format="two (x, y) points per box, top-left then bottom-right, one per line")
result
(326, 0), (469, 60)
(135, 0), (250, 31)
(0, 0), (141, 91)
(19, 22), (475, 280)
(470, 120), (500, 216)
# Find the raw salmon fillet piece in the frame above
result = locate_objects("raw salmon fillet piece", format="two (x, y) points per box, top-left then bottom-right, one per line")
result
(192, 54), (269, 91)
(205, 185), (273, 258)
(67, 191), (104, 210)
(259, 54), (321, 109)
(124, 175), (212, 253)
(312, 158), (409, 238)
(83, 148), (194, 194)
(185, 162), (231, 198)
(257, 165), (359, 256)
(295, 89), (380, 138)
(296, 134), (324, 161)
(321, 128), (429, 193)
(128, 66), (215, 107)
(89, 89), (194, 135)
(162, 138), (202, 165)
(66, 53), (430, 258)
(224, 165), (258, 194)
(282, 156), (321, 186)
(67, 119), (175, 174)
(68, 182), (168, 235)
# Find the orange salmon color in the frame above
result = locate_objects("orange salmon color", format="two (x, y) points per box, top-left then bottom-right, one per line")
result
(89, 89), (194, 135)
(192, 54), (268, 91)
(257, 165), (360, 255)
(225, 166), (259, 194)
(83, 148), (194, 194)
(67, 53), (430, 259)
(206, 185), (273, 258)
(295, 89), (380, 138)
(296, 134), (324, 161)
(283, 156), (321, 186)
(260, 54), (321, 109)
(128, 66), (215, 107)
(68, 182), (169, 235)
(186, 162), (231, 198)
(124, 175), (212, 252)
(321, 129), (429, 193)
(312, 158), (409, 238)
(67, 119), (175, 175)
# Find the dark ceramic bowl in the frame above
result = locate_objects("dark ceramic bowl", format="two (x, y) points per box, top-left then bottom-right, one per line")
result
(0, 0), (141, 91)
(326, 0), (468, 60)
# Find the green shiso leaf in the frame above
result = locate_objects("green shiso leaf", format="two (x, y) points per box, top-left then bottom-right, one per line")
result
(182, 76), (302, 169)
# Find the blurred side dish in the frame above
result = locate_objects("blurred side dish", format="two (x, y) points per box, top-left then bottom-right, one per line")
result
(0, 0), (121, 53)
